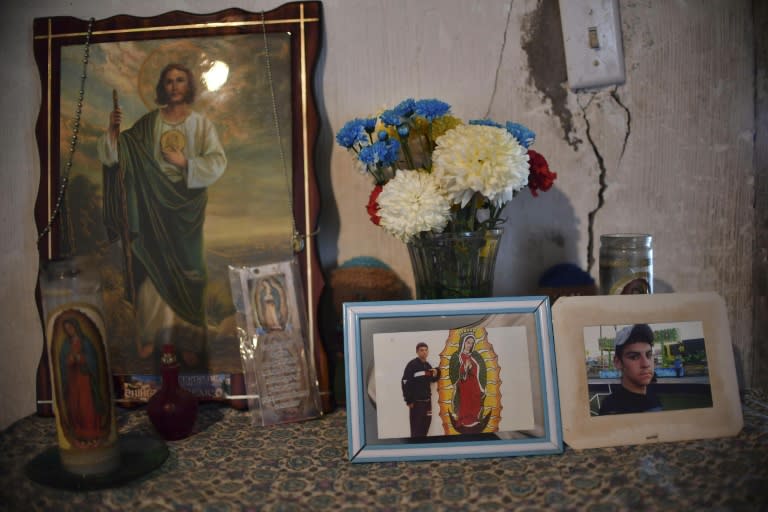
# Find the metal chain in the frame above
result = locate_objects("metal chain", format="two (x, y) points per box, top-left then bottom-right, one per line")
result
(260, 11), (305, 253)
(37, 17), (96, 244)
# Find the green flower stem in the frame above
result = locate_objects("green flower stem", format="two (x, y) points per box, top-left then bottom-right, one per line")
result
(373, 165), (396, 185)
(427, 125), (437, 152)
(372, 169), (386, 185)
(450, 195), (481, 233)
(486, 202), (507, 229)
(420, 135), (433, 170)
(401, 136), (415, 169)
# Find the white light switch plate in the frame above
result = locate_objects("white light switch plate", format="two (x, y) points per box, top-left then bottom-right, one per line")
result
(559, 0), (625, 90)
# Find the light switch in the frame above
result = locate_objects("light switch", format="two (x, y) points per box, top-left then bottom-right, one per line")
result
(559, 0), (625, 90)
(588, 27), (599, 49)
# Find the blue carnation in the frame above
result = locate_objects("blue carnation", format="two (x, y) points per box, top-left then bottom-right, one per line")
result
(414, 99), (451, 121)
(380, 109), (403, 127)
(384, 139), (401, 165)
(358, 144), (379, 165)
(359, 139), (400, 166)
(363, 117), (377, 132)
(506, 122), (536, 148)
(469, 119), (503, 128)
(336, 118), (368, 148)
(393, 98), (416, 117)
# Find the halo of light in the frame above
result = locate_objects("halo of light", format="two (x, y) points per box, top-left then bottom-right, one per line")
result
(137, 41), (209, 110)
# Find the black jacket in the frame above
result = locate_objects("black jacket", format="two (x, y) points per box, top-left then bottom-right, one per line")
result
(402, 357), (438, 404)
(599, 384), (663, 415)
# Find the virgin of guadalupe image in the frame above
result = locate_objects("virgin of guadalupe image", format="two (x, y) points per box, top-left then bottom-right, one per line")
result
(438, 327), (502, 435)
(55, 316), (112, 445)
(448, 332), (493, 433)
(97, 62), (227, 371)
(254, 276), (288, 332)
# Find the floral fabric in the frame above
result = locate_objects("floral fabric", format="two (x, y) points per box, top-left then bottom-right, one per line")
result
(1, 393), (767, 511)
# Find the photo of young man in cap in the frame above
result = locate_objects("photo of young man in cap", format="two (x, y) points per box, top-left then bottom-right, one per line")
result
(599, 323), (663, 415)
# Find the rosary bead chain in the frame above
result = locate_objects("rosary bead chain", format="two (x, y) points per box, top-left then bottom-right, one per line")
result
(261, 11), (306, 253)
(37, 17), (95, 244)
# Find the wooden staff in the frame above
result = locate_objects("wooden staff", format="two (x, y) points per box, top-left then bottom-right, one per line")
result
(113, 89), (136, 307)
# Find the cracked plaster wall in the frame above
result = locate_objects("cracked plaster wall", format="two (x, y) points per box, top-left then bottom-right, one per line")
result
(322, 0), (756, 386)
(0, 0), (758, 428)
(588, 2), (755, 386)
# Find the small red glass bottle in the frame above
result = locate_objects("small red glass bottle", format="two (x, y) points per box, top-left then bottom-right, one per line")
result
(147, 344), (198, 440)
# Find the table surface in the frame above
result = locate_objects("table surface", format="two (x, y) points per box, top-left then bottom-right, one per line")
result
(2, 393), (767, 511)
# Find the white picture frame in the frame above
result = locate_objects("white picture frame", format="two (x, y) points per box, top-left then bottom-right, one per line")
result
(343, 297), (562, 462)
(552, 292), (743, 449)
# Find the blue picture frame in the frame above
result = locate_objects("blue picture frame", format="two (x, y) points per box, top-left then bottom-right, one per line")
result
(343, 297), (562, 463)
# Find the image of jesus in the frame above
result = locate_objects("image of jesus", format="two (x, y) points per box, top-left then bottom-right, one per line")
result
(97, 63), (227, 370)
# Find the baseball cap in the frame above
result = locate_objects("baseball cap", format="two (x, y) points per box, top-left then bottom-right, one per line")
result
(614, 324), (654, 348)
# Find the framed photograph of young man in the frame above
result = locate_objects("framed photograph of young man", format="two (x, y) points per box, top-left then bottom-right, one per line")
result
(552, 292), (742, 449)
(343, 297), (563, 463)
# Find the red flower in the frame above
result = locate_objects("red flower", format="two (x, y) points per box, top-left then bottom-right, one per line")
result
(527, 149), (557, 197)
(367, 185), (383, 225)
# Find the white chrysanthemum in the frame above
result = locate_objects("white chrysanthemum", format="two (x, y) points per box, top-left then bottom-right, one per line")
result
(432, 124), (530, 208)
(377, 170), (451, 242)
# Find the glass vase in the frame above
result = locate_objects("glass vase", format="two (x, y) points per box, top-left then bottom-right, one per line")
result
(407, 229), (503, 299)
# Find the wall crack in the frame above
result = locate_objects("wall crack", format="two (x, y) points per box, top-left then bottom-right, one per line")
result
(485, 0), (514, 118)
(581, 94), (605, 274)
(582, 87), (632, 274)
(611, 87), (631, 162)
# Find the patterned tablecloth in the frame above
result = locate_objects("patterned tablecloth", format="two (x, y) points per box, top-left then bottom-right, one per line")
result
(1, 393), (767, 511)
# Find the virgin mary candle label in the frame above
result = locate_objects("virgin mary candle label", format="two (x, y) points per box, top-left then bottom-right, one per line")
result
(45, 304), (119, 475)
(40, 259), (119, 476)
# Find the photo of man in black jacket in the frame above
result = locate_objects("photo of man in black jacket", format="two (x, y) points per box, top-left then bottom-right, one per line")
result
(401, 342), (439, 437)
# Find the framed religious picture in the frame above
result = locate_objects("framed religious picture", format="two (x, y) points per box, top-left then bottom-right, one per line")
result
(343, 297), (562, 462)
(32, 2), (330, 412)
(552, 292), (743, 449)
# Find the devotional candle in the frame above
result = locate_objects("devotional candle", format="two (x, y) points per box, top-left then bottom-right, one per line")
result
(39, 258), (120, 476)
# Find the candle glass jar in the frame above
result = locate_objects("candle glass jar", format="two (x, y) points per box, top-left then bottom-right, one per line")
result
(599, 234), (653, 295)
(38, 258), (120, 476)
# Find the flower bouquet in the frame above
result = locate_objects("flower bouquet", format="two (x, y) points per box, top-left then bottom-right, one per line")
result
(336, 98), (557, 298)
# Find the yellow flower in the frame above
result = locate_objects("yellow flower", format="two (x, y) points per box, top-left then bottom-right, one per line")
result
(430, 115), (463, 140)
(410, 117), (430, 137)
